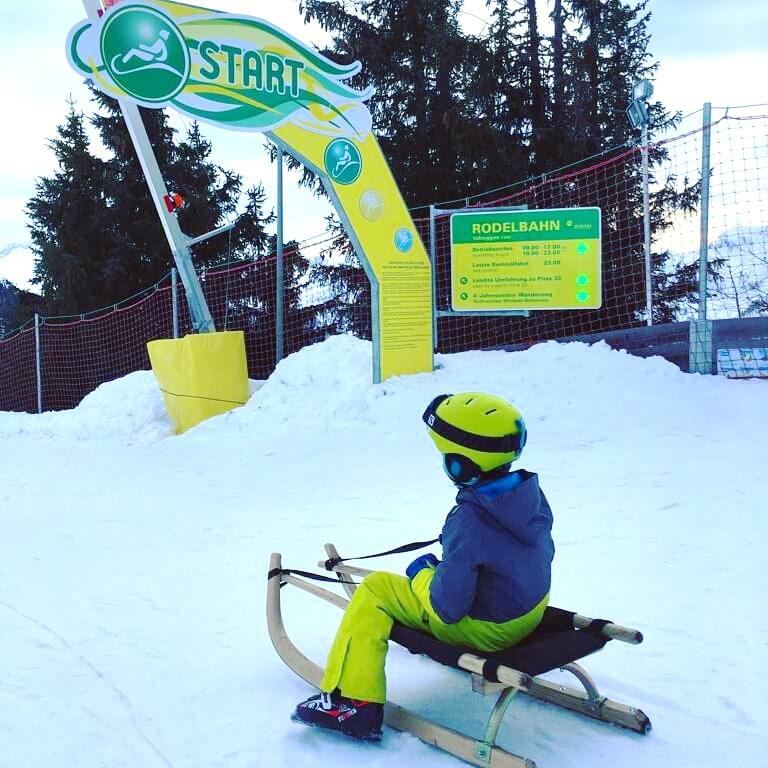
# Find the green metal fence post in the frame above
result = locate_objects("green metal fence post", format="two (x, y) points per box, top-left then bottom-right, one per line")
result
(691, 103), (713, 375)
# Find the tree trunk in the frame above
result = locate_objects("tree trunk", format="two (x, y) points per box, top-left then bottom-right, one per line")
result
(551, 0), (565, 130)
(526, 0), (545, 173)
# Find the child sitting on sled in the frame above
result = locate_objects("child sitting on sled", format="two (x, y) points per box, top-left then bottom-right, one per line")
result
(292, 392), (555, 741)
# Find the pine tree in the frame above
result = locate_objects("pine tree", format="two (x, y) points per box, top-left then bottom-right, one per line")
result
(295, 1), (718, 341)
(295, 0), (520, 339)
(298, 0), (490, 207)
(307, 215), (373, 339)
(467, 1), (530, 187)
(26, 101), (111, 314)
(548, 0), (711, 327)
(221, 234), (317, 377)
(89, 90), (248, 285)
(27, 92), (274, 318)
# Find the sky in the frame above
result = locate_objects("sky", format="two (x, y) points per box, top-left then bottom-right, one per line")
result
(0, 0), (766, 294)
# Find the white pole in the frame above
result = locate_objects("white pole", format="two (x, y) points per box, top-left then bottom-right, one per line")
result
(276, 146), (285, 364)
(171, 267), (179, 339)
(429, 205), (438, 351)
(698, 103), (713, 321)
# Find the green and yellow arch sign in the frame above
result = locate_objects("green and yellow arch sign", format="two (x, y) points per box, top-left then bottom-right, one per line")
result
(67, 0), (433, 382)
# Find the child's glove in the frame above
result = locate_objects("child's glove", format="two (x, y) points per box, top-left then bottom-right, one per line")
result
(406, 553), (440, 580)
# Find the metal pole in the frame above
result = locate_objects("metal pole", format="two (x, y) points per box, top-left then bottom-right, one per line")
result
(187, 222), (235, 248)
(429, 205), (438, 351)
(171, 268), (179, 339)
(642, 121), (652, 326)
(276, 146), (285, 364)
(34, 314), (42, 414)
(698, 102), (713, 321)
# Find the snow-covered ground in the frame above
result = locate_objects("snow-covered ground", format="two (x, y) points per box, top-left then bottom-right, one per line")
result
(1, 335), (766, 768)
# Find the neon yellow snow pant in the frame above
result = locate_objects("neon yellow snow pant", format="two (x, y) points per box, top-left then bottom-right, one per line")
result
(320, 568), (548, 703)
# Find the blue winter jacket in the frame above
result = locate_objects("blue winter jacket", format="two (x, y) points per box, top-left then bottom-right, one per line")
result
(429, 469), (555, 625)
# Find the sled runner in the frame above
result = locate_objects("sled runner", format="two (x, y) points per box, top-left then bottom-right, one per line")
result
(267, 544), (651, 768)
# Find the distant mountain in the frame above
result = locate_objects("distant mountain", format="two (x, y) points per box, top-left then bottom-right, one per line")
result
(0, 279), (20, 336)
(0, 279), (43, 337)
(709, 225), (768, 318)
(671, 224), (768, 319)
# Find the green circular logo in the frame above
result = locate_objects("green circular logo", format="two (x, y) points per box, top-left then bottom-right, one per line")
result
(324, 139), (363, 185)
(101, 5), (190, 103)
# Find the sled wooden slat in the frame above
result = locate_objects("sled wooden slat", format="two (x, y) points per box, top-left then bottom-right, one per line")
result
(267, 554), (324, 689)
(282, 573), (349, 610)
(573, 614), (643, 644)
(523, 676), (651, 734)
(384, 702), (536, 768)
(456, 653), (532, 691)
(323, 543), (357, 598)
(318, 559), (372, 580)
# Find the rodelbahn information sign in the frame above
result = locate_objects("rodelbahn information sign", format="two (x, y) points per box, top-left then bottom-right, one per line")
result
(450, 208), (602, 311)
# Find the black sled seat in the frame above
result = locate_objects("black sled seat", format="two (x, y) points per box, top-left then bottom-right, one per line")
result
(391, 606), (615, 680)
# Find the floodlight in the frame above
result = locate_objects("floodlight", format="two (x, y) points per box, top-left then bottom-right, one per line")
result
(632, 79), (654, 102)
(626, 100), (649, 130)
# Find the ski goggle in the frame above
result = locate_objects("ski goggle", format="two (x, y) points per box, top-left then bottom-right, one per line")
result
(442, 453), (483, 486)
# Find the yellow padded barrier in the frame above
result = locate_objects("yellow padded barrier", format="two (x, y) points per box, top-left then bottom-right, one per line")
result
(147, 331), (249, 435)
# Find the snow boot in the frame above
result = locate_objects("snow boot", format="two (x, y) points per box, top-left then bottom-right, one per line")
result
(291, 691), (383, 742)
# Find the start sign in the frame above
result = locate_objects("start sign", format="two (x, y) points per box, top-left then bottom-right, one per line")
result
(67, 0), (433, 383)
(450, 208), (602, 311)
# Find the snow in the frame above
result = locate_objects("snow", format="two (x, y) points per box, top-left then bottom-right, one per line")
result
(1, 334), (766, 768)
(0, 371), (172, 445)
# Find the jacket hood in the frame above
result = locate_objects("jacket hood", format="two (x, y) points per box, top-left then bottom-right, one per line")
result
(457, 469), (550, 545)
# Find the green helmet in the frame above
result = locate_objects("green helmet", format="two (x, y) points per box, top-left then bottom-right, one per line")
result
(422, 392), (527, 486)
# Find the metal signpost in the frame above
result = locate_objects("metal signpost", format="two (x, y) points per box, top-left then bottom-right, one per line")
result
(627, 78), (654, 326)
(276, 147), (285, 365)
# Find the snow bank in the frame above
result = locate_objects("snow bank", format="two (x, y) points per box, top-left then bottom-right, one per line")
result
(0, 370), (172, 445)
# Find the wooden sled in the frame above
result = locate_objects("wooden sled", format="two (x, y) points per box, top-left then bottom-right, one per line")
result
(267, 544), (651, 768)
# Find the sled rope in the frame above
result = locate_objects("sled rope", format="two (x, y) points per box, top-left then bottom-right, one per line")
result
(322, 537), (440, 570)
(268, 538), (440, 588)
(268, 567), (360, 585)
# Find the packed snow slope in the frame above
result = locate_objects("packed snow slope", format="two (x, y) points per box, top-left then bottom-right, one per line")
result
(1, 336), (766, 768)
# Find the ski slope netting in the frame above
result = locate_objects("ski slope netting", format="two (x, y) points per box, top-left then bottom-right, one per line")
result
(1, 113), (766, 412)
(418, 111), (768, 352)
(415, 149), (646, 352)
(0, 252), (369, 412)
